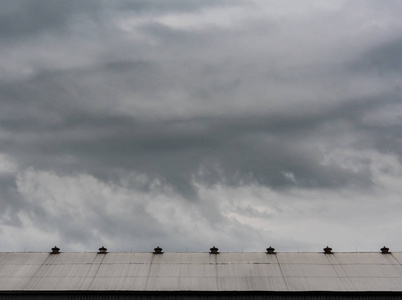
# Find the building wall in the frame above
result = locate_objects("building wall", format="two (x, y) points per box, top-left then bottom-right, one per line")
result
(1, 292), (402, 300)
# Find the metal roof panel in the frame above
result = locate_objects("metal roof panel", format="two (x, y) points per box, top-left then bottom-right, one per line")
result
(0, 253), (48, 265)
(349, 277), (402, 291)
(340, 264), (402, 278)
(144, 276), (181, 291)
(151, 253), (213, 264)
(148, 263), (182, 277)
(178, 277), (218, 291)
(180, 263), (217, 278)
(286, 277), (348, 291)
(276, 253), (331, 264)
(333, 253), (394, 264)
(89, 276), (148, 290)
(246, 276), (288, 291)
(217, 264), (251, 278)
(101, 253), (153, 264)
(2, 252), (402, 292)
(0, 276), (33, 290)
(281, 263), (339, 277)
(390, 253), (402, 264)
(96, 263), (150, 277)
(0, 263), (41, 278)
(45, 253), (99, 264)
(217, 252), (277, 264)
(249, 263), (283, 277)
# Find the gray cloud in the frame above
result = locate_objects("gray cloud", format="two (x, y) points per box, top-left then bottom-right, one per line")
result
(0, 0), (101, 38)
(0, 173), (23, 227)
(350, 38), (402, 79)
(1, 0), (402, 252)
(0, 60), (386, 194)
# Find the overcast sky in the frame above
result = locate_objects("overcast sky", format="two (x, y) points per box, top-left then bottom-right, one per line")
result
(1, 0), (402, 253)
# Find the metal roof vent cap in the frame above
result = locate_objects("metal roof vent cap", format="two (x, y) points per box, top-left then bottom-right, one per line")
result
(98, 246), (107, 254)
(323, 246), (332, 254)
(381, 246), (390, 254)
(266, 246), (275, 254)
(210, 246), (219, 254)
(51, 246), (60, 254)
(153, 246), (163, 254)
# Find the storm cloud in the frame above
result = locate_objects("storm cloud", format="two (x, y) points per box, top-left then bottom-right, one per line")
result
(1, 0), (402, 253)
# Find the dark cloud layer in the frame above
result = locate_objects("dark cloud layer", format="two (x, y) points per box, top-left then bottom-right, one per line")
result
(0, 0), (100, 38)
(0, 66), (391, 196)
(1, 0), (402, 252)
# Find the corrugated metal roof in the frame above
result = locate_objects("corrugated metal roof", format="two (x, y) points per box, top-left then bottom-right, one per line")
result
(2, 252), (402, 292)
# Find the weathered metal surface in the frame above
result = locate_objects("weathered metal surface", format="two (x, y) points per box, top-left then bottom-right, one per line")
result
(332, 253), (394, 265)
(276, 253), (330, 265)
(350, 277), (402, 291)
(2, 291), (402, 300)
(280, 264), (339, 277)
(0, 253), (48, 265)
(388, 252), (402, 264)
(1, 252), (402, 292)
(285, 277), (348, 291)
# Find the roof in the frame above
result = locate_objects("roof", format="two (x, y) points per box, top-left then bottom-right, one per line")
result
(1, 251), (402, 292)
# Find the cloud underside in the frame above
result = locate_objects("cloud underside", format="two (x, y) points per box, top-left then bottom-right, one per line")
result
(0, 0), (402, 252)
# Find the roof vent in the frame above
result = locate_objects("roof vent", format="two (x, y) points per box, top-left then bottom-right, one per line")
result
(381, 246), (390, 254)
(51, 246), (60, 254)
(323, 246), (332, 254)
(98, 246), (107, 254)
(153, 246), (163, 254)
(266, 246), (275, 254)
(210, 246), (219, 254)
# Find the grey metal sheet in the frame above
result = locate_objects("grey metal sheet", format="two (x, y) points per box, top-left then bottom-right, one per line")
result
(89, 276), (148, 290)
(218, 277), (251, 290)
(33, 263), (96, 278)
(148, 263), (182, 277)
(0, 264), (40, 278)
(286, 277), (348, 291)
(339, 277), (358, 290)
(0, 276), (33, 291)
(151, 253), (213, 264)
(249, 263), (283, 277)
(95, 263), (150, 277)
(88, 276), (140, 290)
(0, 253), (48, 265)
(45, 252), (99, 264)
(144, 276), (181, 291)
(390, 253), (402, 264)
(178, 277), (218, 291)
(349, 277), (402, 291)
(391, 263), (402, 276)
(101, 253), (153, 264)
(331, 264), (348, 278)
(0, 253), (48, 291)
(218, 276), (289, 291)
(24, 276), (92, 290)
(217, 252), (277, 264)
(276, 253), (331, 264)
(217, 264), (251, 278)
(340, 264), (401, 278)
(180, 263), (217, 278)
(281, 264), (338, 277)
(24, 263), (101, 290)
(246, 276), (288, 291)
(323, 253), (342, 265)
(2, 252), (402, 292)
(333, 253), (394, 264)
